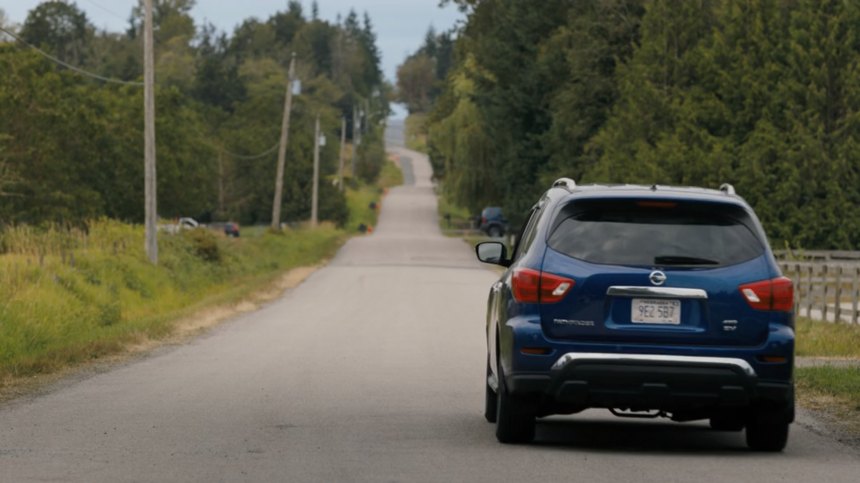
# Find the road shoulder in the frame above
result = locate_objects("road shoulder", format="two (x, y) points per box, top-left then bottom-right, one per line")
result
(0, 263), (324, 405)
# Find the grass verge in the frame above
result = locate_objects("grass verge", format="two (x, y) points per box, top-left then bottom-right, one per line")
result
(796, 317), (860, 358)
(0, 180), (393, 393)
(797, 367), (860, 408)
(793, 318), (860, 439)
(344, 158), (402, 232)
(379, 157), (404, 189)
(796, 366), (860, 438)
(0, 221), (345, 389)
(438, 192), (474, 233)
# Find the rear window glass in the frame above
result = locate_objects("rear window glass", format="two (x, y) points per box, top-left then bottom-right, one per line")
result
(547, 200), (765, 267)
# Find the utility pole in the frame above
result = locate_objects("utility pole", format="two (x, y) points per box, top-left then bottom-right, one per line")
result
(310, 114), (321, 227)
(217, 149), (224, 217)
(338, 116), (346, 191)
(271, 53), (297, 230)
(351, 105), (361, 177)
(365, 98), (371, 132)
(143, 0), (157, 265)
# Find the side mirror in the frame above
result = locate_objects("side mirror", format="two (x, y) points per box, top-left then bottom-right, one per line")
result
(476, 241), (510, 267)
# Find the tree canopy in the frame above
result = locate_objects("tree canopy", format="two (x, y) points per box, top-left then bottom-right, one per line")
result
(0, 0), (388, 227)
(409, 0), (860, 248)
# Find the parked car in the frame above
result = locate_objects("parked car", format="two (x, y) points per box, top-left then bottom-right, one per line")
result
(479, 206), (508, 237)
(208, 222), (240, 238)
(158, 217), (199, 235)
(475, 178), (794, 451)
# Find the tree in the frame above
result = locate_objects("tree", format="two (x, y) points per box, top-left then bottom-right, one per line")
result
(540, 0), (645, 185)
(20, 1), (93, 65)
(586, 0), (719, 184)
(193, 24), (245, 111)
(1, 1), (390, 228)
(397, 54), (435, 113)
(0, 8), (15, 41)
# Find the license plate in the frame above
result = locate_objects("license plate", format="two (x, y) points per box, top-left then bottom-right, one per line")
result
(631, 298), (681, 325)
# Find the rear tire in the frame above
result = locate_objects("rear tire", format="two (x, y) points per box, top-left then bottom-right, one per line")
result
(495, 360), (536, 444)
(487, 226), (502, 238)
(746, 421), (789, 452)
(484, 358), (498, 423)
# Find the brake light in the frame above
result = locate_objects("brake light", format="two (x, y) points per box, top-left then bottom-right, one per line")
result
(636, 201), (677, 208)
(739, 277), (793, 312)
(512, 268), (574, 304)
(512, 268), (540, 303)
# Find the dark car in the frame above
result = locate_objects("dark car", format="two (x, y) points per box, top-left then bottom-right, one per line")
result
(209, 222), (240, 238)
(475, 178), (794, 451)
(479, 207), (508, 238)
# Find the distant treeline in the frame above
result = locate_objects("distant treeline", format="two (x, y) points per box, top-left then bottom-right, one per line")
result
(403, 0), (860, 249)
(0, 0), (389, 227)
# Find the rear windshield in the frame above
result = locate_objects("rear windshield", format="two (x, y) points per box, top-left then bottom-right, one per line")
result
(547, 200), (765, 267)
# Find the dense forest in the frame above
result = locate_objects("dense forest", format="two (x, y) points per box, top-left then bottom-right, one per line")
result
(0, 0), (389, 227)
(401, 0), (860, 250)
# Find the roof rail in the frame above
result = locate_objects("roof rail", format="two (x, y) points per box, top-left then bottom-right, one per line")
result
(552, 177), (577, 192)
(719, 183), (736, 196)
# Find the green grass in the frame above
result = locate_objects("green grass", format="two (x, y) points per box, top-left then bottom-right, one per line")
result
(796, 317), (860, 358)
(798, 366), (860, 405)
(0, 221), (345, 384)
(775, 319), (860, 431)
(437, 192), (473, 232)
(379, 158), (404, 189)
(405, 113), (428, 153)
(796, 367), (860, 433)
(0, 173), (402, 387)
(346, 181), (383, 231)
(343, 159), (402, 232)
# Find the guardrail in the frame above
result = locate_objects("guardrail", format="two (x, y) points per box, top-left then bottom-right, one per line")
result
(779, 262), (860, 323)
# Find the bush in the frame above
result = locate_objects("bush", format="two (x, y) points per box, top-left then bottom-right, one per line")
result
(356, 127), (386, 183)
(318, 182), (349, 227)
(182, 228), (221, 262)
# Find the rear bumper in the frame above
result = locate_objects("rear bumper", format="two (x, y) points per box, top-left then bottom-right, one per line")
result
(507, 352), (792, 415)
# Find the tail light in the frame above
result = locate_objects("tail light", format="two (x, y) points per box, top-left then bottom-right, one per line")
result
(739, 277), (793, 312)
(481, 216), (487, 225)
(512, 268), (574, 304)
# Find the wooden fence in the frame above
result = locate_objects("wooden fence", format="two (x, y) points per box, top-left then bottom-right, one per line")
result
(779, 262), (860, 323)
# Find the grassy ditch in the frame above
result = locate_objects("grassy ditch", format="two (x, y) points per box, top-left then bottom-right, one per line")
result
(796, 366), (860, 436)
(0, 177), (397, 389)
(797, 366), (860, 409)
(793, 318), (860, 433)
(379, 157), (404, 189)
(0, 220), (345, 386)
(345, 159), (403, 232)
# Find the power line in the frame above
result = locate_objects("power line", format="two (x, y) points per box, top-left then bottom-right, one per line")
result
(222, 141), (281, 160)
(192, 124), (282, 160)
(0, 25), (143, 87)
(1, 24), (281, 161)
(80, 0), (129, 22)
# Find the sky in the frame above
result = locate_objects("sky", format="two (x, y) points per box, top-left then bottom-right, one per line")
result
(1, 0), (464, 83)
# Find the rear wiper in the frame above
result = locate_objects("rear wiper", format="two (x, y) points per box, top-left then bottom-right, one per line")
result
(654, 255), (720, 266)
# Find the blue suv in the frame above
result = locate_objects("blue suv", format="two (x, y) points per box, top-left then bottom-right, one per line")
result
(479, 207), (509, 238)
(475, 179), (794, 451)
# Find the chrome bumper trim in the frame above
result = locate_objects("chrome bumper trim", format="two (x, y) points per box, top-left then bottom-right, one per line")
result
(607, 286), (708, 299)
(550, 352), (757, 377)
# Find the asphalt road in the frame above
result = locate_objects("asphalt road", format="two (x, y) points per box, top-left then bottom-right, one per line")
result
(1, 121), (859, 482)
